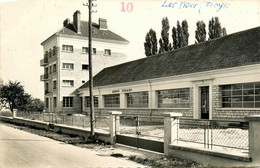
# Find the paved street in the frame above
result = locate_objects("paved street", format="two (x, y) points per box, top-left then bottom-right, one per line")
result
(0, 124), (146, 168)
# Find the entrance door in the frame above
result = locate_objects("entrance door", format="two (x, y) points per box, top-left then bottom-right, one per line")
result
(201, 86), (209, 119)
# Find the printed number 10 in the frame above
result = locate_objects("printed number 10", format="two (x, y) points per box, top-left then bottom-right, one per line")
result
(121, 2), (133, 12)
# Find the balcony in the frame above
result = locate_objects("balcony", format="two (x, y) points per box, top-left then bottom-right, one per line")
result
(40, 57), (48, 66)
(40, 74), (49, 81)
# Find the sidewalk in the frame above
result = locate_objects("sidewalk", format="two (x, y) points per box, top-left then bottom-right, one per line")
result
(0, 124), (148, 168)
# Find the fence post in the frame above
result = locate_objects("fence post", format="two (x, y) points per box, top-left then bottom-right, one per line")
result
(163, 112), (182, 156)
(109, 111), (122, 145)
(12, 109), (18, 118)
(245, 115), (260, 165)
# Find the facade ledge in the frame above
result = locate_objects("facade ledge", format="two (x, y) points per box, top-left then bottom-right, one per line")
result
(215, 108), (260, 111)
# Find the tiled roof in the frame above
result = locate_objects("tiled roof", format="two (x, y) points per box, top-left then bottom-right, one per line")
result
(79, 26), (260, 89)
(57, 21), (129, 42)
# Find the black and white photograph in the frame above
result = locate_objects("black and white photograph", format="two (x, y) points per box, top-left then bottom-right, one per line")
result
(0, 0), (260, 167)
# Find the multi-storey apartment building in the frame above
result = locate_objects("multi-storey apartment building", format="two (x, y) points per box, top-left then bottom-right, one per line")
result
(40, 10), (129, 114)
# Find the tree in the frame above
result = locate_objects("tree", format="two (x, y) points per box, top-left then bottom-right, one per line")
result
(195, 21), (206, 43)
(208, 17), (227, 40)
(0, 81), (31, 112)
(182, 20), (189, 47)
(172, 20), (189, 49)
(144, 29), (158, 56)
(28, 98), (44, 112)
(159, 17), (171, 53)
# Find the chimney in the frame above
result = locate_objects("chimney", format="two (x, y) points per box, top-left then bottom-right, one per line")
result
(99, 18), (107, 30)
(63, 18), (70, 27)
(73, 10), (81, 34)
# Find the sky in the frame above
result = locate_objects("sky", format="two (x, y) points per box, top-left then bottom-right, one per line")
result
(0, 0), (259, 100)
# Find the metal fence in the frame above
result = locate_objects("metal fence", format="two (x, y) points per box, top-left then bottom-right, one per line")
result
(176, 119), (249, 152)
(2, 111), (110, 131)
(118, 115), (164, 139)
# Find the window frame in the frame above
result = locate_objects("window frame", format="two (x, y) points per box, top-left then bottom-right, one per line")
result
(62, 63), (74, 70)
(104, 49), (111, 56)
(221, 82), (260, 108)
(62, 45), (73, 52)
(104, 94), (120, 108)
(62, 80), (74, 87)
(126, 91), (149, 108)
(63, 97), (73, 108)
(85, 96), (99, 108)
(157, 88), (191, 108)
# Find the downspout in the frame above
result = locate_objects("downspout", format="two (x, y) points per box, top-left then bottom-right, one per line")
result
(148, 80), (152, 118)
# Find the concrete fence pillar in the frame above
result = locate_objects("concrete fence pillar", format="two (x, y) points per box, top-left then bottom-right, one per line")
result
(12, 109), (18, 118)
(245, 115), (260, 165)
(163, 112), (182, 156)
(109, 111), (122, 145)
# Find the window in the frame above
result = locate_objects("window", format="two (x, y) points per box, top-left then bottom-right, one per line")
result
(53, 97), (57, 108)
(53, 80), (57, 89)
(49, 49), (52, 58)
(157, 88), (190, 108)
(104, 94), (120, 108)
(46, 98), (49, 108)
(62, 80), (74, 87)
(93, 48), (96, 54)
(62, 45), (73, 52)
(104, 49), (111, 56)
(63, 97), (73, 107)
(49, 66), (52, 74)
(82, 64), (89, 70)
(45, 83), (49, 94)
(221, 82), (260, 108)
(52, 46), (57, 56)
(85, 96), (99, 108)
(53, 64), (57, 73)
(82, 80), (86, 83)
(126, 92), (149, 108)
(82, 47), (96, 54)
(62, 63), (74, 70)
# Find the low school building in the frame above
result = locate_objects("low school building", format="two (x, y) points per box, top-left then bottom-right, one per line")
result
(78, 27), (260, 121)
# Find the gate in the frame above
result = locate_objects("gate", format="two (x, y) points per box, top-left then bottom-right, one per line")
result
(116, 115), (164, 153)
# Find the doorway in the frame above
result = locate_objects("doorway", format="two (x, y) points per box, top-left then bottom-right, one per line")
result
(200, 86), (209, 119)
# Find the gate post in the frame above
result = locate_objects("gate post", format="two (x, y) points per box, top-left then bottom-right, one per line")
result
(163, 112), (182, 156)
(109, 111), (122, 145)
(12, 109), (18, 118)
(245, 115), (260, 165)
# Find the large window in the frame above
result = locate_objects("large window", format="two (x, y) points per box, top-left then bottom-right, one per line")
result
(63, 97), (73, 107)
(222, 82), (260, 108)
(85, 96), (99, 108)
(104, 94), (120, 108)
(157, 88), (190, 108)
(62, 80), (74, 87)
(126, 92), (148, 108)
(62, 63), (74, 70)
(62, 45), (73, 52)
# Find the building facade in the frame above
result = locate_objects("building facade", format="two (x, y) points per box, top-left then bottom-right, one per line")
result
(79, 27), (260, 121)
(40, 10), (129, 113)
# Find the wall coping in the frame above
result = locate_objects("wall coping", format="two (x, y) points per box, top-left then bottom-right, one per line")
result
(14, 117), (49, 125)
(170, 144), (251, 162)
(162, 112), (183, 117)
(245, 115), (260, 121)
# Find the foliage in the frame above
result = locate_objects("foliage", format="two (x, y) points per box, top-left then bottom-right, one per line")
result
(144, 29), (158, 56)
(159, 17), (171, 53)
(181, 20), (189, 47)
(208, 17), (227, 40)
(28, 98), (44, 112)
(195, 21), (206, 44)
(172, 20), (189, 49)
(0, 81), (31, 112)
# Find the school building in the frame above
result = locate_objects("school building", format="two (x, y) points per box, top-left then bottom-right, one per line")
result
(78, 26), (260, 121)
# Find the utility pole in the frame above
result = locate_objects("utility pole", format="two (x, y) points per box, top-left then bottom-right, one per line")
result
(83, 0), (97, 140)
